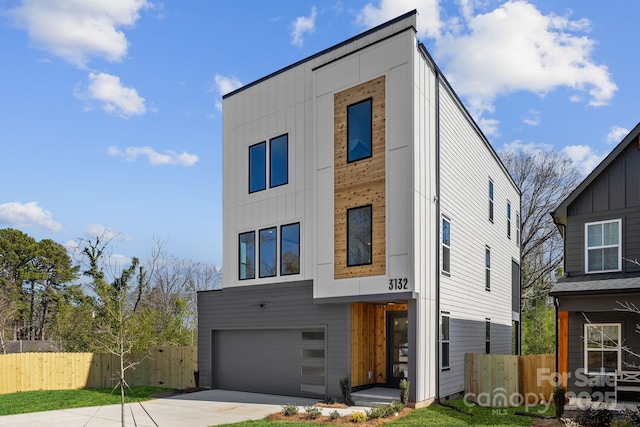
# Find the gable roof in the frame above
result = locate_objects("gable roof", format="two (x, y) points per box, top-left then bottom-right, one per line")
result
(551, 121), (640, 228)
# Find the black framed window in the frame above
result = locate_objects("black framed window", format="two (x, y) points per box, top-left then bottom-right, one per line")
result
(259, 227), (277, 278)
(249, 142), (266, 193)
(347, 205), (372, 266)
(488, 179), (494, 222)
(239, 231), (255, 280)
(442, 217), (451, 275)
(516, 212), (520, 246)
(507, 202), (511, 239)
(347, 98), (372, 163)
(485, 319), (491, 354)
(281, 223), (300, 275)
(485, 246), (491, 290)
(441, 312), (450, 370)
(270, 134), (288, 188)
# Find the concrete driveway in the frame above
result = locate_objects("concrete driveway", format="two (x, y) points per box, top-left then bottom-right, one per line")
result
(0, 389), (361, 427)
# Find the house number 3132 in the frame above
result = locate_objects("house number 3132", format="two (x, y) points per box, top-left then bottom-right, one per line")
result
(389, 278), (408, 290)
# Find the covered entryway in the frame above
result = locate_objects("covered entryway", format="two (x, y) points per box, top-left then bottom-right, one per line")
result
(350, 302), (408, 388)
(213, 328), (326, 398)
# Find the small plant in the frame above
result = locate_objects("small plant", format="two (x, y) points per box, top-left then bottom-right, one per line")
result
(365, 405), (387, 420)
(611, 419), (635, 427)
(389, 400), (404, 415)
(350, 411), (367, 423)
(281, 404), (299, 416)
(575, 407), (613, 427)
(304, 405), (322, 420)
(340, 377), (354, 405)
(329, 410), (341, 421)
(399, 378), (410, 405)
(552, 386), (565, 418)
(619, 407), (640, 426)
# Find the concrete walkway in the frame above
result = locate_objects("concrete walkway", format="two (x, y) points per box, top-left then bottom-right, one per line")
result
(0, 389), (372, 427)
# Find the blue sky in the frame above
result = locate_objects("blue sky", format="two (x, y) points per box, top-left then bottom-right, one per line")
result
(0, 0), (636, 268)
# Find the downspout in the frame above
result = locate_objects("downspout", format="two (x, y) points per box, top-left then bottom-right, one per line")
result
(434, 55), (442, 403)
(553, 221), (566, 388)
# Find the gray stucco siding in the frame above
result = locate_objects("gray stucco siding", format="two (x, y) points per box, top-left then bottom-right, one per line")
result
(197, 280), (350, 399)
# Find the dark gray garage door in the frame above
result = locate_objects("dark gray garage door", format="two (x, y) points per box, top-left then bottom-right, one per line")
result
(213, 328), (326, 398)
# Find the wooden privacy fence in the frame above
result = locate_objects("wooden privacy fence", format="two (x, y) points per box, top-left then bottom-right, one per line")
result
(465, 353), (555, 407)
(0, 346), (197, 394)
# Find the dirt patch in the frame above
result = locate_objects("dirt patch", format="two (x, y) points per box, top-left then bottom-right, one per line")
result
(150, 387), (207, 398)
(266, 408), (413, 426)
(531, 418), (566, 426)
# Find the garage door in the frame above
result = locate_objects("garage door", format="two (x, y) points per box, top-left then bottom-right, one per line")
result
(213, 328), (326, 398)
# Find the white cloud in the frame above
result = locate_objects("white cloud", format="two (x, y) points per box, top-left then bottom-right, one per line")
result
(108, 145), (199, 166)
(76, 72), (146, 118)
(435, 1), (617, 119)
(356, 0), (441, 39)
(500, 139), (554, 156)
(0, 201), (63, 232)
(8, 0), (150, 68)
(291, 6), (317, 47)
(522, 109), (541, 126)
(561, 145), (605, 176)
(210, 74), (243, 112)
(606, 125), (629, 144)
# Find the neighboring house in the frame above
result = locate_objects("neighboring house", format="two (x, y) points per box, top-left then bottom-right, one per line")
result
(198, 10), (520, 407)
(550, 123), (640, 398)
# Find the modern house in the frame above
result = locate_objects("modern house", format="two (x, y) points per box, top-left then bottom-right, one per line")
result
(551, 123), (640, 398)
(198, 10), (520, 406)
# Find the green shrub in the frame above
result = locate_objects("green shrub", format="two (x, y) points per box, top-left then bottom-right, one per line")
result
(575, 407), (613, 427)
(552, 386), (565, 418)
(304, 405), (322, 420)
(350, 411), (367, 423)
(329, 410), (341, 421)
(399, 379), (410, 405)
(389, 400), (404, 415)
(365, 405), (387, 420)
(281, 404), (299, 416)
(340, 377), (354, 405)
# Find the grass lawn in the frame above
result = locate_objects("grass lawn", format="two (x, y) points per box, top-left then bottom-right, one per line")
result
(217, 399), (555, 427)
(0, 386), (170, 416)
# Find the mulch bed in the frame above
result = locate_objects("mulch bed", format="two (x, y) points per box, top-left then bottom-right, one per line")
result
(266, 407), (413, 426)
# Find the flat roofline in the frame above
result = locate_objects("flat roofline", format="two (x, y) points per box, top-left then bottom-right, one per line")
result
(223, 9), (418, 99)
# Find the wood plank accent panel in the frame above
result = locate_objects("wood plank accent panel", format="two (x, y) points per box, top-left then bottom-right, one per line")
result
(350, 302), (407, 387)
(558, 311), (569, 388)
(334, 76), (386, 279)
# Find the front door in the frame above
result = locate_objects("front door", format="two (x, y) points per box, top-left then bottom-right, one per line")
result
(386, 311), (408, 387)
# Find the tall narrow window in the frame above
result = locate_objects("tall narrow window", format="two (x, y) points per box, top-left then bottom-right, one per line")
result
(239, 231), (255, 280)
(441, 312), (450, 370)
(347, 98), (372, 163)
(485, 319), (491, 354)
(586, 219), (621, 273)
(270, 134), (288, 188)
(485, 246), (491, 290)
(516, 212), (521, 246)
(259, 227), (277, 278)
(507, 202), (512, 239)
(585, 323), (620, 373)
(249, 142), (266, 193)
(281, 223), (300, 275)
(347, 205), (372, 266)
(488, 180), (494, 222)
(442, 217), (451, 275)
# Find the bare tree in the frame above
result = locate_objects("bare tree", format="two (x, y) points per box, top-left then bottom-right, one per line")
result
(500, 149), (581, 307)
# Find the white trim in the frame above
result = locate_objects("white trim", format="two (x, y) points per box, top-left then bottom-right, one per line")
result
(584, 219), (622, 274)
(583, 323), (621, 375)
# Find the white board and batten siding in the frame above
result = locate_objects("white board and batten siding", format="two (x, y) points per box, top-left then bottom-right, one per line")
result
(222, 62), (315, 288)
(437, 81), (520, 397)
(314, 22), (418, 299)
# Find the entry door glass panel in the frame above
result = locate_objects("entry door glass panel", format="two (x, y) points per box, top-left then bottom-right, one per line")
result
(387, 311), (408, 387)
